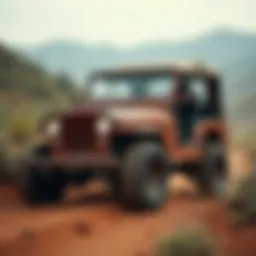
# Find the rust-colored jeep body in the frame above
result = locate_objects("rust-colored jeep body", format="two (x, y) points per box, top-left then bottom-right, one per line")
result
(23, 61), (228, 209)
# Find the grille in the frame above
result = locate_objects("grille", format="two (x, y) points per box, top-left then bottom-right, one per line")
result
(61, 115), (96, 151)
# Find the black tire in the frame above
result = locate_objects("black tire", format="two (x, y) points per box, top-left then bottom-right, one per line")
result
(17, 144), (64, 205)
(119, 142), (169, 210)
(20, 168), (64, 205)
(196, 142), (227, 198)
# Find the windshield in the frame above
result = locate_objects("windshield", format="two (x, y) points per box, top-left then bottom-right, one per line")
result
(88, 75), (174, 100)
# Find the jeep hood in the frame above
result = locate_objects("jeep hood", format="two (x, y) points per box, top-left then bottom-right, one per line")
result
(62, 99), (171, 124)
(64, 99), (169, 115)
(106, 107), (170, 123)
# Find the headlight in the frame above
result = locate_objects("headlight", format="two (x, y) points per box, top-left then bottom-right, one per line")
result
(96, 117), (112, 135)
(46, 120), (61, 138)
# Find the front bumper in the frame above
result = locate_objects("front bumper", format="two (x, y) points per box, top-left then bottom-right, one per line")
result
(27, 153), (120, 172)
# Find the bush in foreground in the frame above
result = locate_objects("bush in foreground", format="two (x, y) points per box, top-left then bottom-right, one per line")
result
(155, 225), (215, 256)
(228, 169), (256, 226)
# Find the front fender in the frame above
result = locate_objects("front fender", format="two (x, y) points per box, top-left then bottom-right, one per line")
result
(110, 120), (174, 159)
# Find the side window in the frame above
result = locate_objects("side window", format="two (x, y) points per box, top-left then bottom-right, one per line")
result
(189, 78), (208, 104)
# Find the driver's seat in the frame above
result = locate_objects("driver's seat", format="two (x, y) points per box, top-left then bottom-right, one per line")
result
(174, 100), (197, 144)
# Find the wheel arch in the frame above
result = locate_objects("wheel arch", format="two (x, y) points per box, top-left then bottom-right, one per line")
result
(204, 131), (223, 143)
(110, 133), (164, 157)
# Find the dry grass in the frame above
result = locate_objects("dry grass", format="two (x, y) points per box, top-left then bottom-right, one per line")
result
(168, 150), (254, 198)
(155, 225), (216, 256)
(228, 169), (256, 226)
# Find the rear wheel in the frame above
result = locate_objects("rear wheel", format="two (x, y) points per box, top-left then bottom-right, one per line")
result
(195, 142), (227, 198)
(118, 142), (169, 210)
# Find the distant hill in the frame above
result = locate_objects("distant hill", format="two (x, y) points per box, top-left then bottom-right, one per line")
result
(223, 53), (256, 98)
(222, 53), (256, 149)
(229, 89), (256, 149)
(22, 41), (120, 84)
(0, 43), (78, 138)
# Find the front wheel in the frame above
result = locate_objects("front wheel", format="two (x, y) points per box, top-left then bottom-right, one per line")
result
(17, 144), (64, 205)
(119, 142), (169, 210)
(19, 168), (64, 205)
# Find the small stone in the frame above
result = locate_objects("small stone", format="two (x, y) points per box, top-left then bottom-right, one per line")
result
(20, 229), (35, 239)
(74, 222), (91, 236)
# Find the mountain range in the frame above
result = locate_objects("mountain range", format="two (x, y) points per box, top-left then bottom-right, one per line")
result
(22, 28), (256, 84)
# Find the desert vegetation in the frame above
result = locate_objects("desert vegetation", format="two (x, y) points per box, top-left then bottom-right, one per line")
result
(155, 225), (216, 256)
(228, 168), (256, 226)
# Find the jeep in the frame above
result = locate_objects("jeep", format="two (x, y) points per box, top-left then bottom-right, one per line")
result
(20, 61), (228, 209)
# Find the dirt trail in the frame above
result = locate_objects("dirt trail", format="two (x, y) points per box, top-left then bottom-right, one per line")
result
(0, 150), (255, 256)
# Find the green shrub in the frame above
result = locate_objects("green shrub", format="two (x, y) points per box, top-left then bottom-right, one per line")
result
(0, 141), (11, 182)
(0, 139), (30, 182)
(8, 115), (36, 145)
(155, 225), (215, 256)
(228, 170), (256, 225)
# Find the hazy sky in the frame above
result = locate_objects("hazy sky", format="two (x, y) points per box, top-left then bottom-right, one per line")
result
(1, 0), (255, 46)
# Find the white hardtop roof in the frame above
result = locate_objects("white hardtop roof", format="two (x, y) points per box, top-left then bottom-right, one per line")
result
(94, 60), (218, 77)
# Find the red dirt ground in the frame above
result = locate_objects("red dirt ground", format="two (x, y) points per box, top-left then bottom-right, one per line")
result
(0, 151), (255, 256)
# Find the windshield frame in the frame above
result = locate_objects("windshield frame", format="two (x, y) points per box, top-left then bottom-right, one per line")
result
(85, 72), (175, 101)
